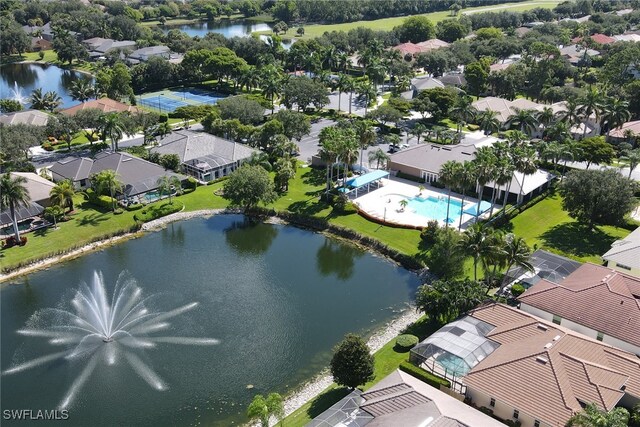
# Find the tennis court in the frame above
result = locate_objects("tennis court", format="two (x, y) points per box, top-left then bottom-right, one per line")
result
(137, 88), (227, 113)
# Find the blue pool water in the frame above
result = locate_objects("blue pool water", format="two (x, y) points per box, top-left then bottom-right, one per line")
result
(436, 353), (468, 376)
(143, 190), (162, 202)
(406, 195), (463, 223)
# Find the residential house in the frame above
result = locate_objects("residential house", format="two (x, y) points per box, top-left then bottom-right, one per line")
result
(0, 173), (55, 229)
(392, 39), (450, 58)
(49, 152), (183, 200)
(307, 369), (503, 427)
(519, 262), (640, 355)
(438, 73), (467, 88)
(401, 76), (446, 100)
(388, 132), (554, 203)
(572, 33), (616, 45)
(126, 45), (171, 65)
(608, 119), (640, 142)
(559, 44), (600, 65)
(83, 37), (137, 59)
(60, 98), (142, 116)
(502, 249), (582, 291)
(410, 303), (640, 427)
(602, 227), (640, 277)
(30, 37), (52, 51)
(21, 22), (80, 42)
(0, 109), (50, 126)
(149, 130), (258, 182)
(613, 34), (640, 43)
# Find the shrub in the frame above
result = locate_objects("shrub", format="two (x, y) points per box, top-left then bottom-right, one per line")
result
(2, 236), (28, 248)
(126, 203), (143, 211)
(511, 284), (525, 297)
(159, 114), (168, 123)
(396, 171), (425, 183)
(42, 142), (54, 151)
(467, 124), (480, 131)
(399, 362), (450, 389)
(395, 334), (419, 350)
(113, 208), (124, 215)
(133, 202), (182, 222)
(90, 195), (118, 210)
(186, 177), (198, 190)
(420, 220), (440, 244)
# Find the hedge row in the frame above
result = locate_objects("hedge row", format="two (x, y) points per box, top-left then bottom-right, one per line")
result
(399, 362), (451, 389)
(133, 202), (182, 222)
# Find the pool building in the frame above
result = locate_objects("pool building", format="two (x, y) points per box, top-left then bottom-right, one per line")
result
(150, 130), (258, 183)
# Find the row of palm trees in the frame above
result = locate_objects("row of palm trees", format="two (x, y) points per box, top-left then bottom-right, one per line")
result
(438, 133), (539, 230)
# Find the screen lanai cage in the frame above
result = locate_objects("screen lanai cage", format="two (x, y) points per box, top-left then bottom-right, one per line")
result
(306, 391), (374, 427)
(410, 316), (499, 382)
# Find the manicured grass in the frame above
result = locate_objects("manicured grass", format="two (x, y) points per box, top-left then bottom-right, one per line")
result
(504, 192), (632, 263)
(276, 316), (436, 427)
(258, 0), (560, 39)
(17, 50), (98, 73)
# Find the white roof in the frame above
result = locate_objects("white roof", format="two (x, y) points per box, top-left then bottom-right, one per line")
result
(602, 227), (640, 270)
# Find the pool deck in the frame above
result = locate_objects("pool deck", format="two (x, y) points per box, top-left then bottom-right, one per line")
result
(352, 178), (497, 230)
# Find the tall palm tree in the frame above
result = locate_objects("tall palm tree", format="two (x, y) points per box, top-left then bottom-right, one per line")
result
(546, 120), (572, 142)
(342, 76), (357, 115)
(319, 137), (339, 194)
(498, 233), (533, 294)
(91, 170), (122, 212)
(578, 87), (603, 138)
(621, 148), (640, 179)
(29, 88), (46, 110)
(559, 98), (582, 133)
(560, 139), (581, 181)
(260, 65), (283, 114)
(156, 175), (182, 204)
(354, 119), (376, 168)
(49, 180), (76, 212)
(356, 80), (376, 116)
(338, 134), (360, 185)
(505, 108), (539, 136)
(491, 157), (514, 217)
(456, 161), (476, 231)
(409, 123), (428, 144)
(0, 173), (31, 241)
(246, 151), (272, 172)
(513, 146), (538, 204)
(336, 74), (352, 113)
(439, 161), (460, 228)
(274, 155), (297, 192)
(567, 403), (629, 427)
(601, 98), (631, 138)
(472, 147), (497, 223)
(450, 96), (477, 134)
(98, 112), (124, 151)
(477, 110), (501, 135)
(536, 106), (555, 134)
(70, 79), (96, 103)
(368, 149), (389, 169)
(459, 224), (495, 281)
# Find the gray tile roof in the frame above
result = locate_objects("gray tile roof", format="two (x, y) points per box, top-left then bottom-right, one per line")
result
(49, 157), (94, 181)
(390, 142), (478, 173)
(602, 226), (640, 270)
(0, 109), (50, 126)
(151, 130), (258, 170)
(411, 77), (444, 91)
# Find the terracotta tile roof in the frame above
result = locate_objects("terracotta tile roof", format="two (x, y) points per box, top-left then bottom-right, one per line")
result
(609, 120), (640, 139)
(60, 98), (141, 116)
(519, 263), (640, 348)
(571, 33), (616, 45)
(462, 303), (640, 427)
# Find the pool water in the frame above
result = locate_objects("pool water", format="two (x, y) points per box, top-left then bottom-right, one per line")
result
(143, 190), (162, 202)
(407, 195), (463, 223)
(436, 353), (468, 376)
(0, 219), (33, 235)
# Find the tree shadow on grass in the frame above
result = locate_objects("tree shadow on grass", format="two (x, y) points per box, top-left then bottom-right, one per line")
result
(401, 316), (440, 341)
(302, 168), (327, 187)
(306, 387), (351, 419)
(75, 212), (109, 227)
(287, 199), (330, 216)
(539, 222), (619, 258)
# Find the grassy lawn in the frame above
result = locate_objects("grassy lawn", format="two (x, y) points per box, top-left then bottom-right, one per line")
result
(276, 316), (436, 427)
(17, 50), (98, 73)
(504, 192), (632, 263)
(258, 0), (560, 39)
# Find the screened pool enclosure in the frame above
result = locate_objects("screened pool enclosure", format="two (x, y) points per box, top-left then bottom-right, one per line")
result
(410, 316), (499, 382)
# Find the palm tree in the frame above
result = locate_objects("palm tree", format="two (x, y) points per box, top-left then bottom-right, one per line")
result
(368, 149), (389, 169)
(472, 146), (497, 223)
(513, 146), (538, 204)
(0, 173), (31, 241)
(342, 76), (357, 115)
(559, 98), (582, 133)
(319, 138), (339, 194)
(546, 120), (571, 142)
(540, 141), (563, 170)
(356, 80), (376, 116)
(49, 180), (76, 212)
(70, 79), (96, 103)
(98, 112), (124, 151)
(560, 140), (581, 181)
(247, 151), (272, 171)
(459, 224), (494, 281)
(578, 87), (603, 138)
(439, 161), (459, 228)
(29, 88), (46, 110)
(601, 98), (631, 138)
(477, 110), (501, 135)
(621, 148), (640, 179)
(91, 170), (122, 212)
(354, 120), (376, 168)
(335, 74), (352, 113)
(497, 233), (533, 294)
(491, 157), (514, 217)
(456, 161), (476, 231)
(338, 134), (360, 185)
(505, 108), (539, 136)
(536, 106), (555, 133)
(567, 403), (629, 427)
(450, 96), (477, 134)
(156, 175), (182, 204)
(409, 123), (428, 144)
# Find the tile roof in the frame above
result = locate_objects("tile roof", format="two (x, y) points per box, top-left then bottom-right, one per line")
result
(602, 226), (640, 270)
(392, 39), (450, 56)
(0, 109), (50, 126)
(411, 76), (445, 91)
(10, 172), (55, 205)
(572, 33), (616, 45)
(49, 157), (94, 181)
(463, 303), (640, 427)
(151, 130), (258, 169)
(609, 120), (640, 138)
(60, 98), (141, 116)
(307, 369), (502, 427)
(519, 263), (640, 348)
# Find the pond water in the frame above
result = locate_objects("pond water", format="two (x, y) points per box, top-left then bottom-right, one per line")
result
(162, 19), (272, 38)
(1, 215), (418, 427)
(0, 62), (93, 110)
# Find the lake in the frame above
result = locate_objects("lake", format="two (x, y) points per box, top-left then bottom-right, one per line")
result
(0, 62), (93, 110)
(0, 215), (418, 426)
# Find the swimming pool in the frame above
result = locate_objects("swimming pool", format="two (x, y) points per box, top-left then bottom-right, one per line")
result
(142, 190), (162, 202)
(406, 195), (463, 223)
(436, 353), (468, 376)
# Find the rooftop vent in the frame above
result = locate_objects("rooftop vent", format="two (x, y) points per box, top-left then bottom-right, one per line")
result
(544, 343), (553, 349)
(536, 356), (548, 364)
(553, 335), (561, 341)
(537, 324), (548, 331)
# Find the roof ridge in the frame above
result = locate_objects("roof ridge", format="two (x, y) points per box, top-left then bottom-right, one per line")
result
(546, 350), (580, 413)
(361, 389), (416, 407)
(560, 353), (612, 409)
